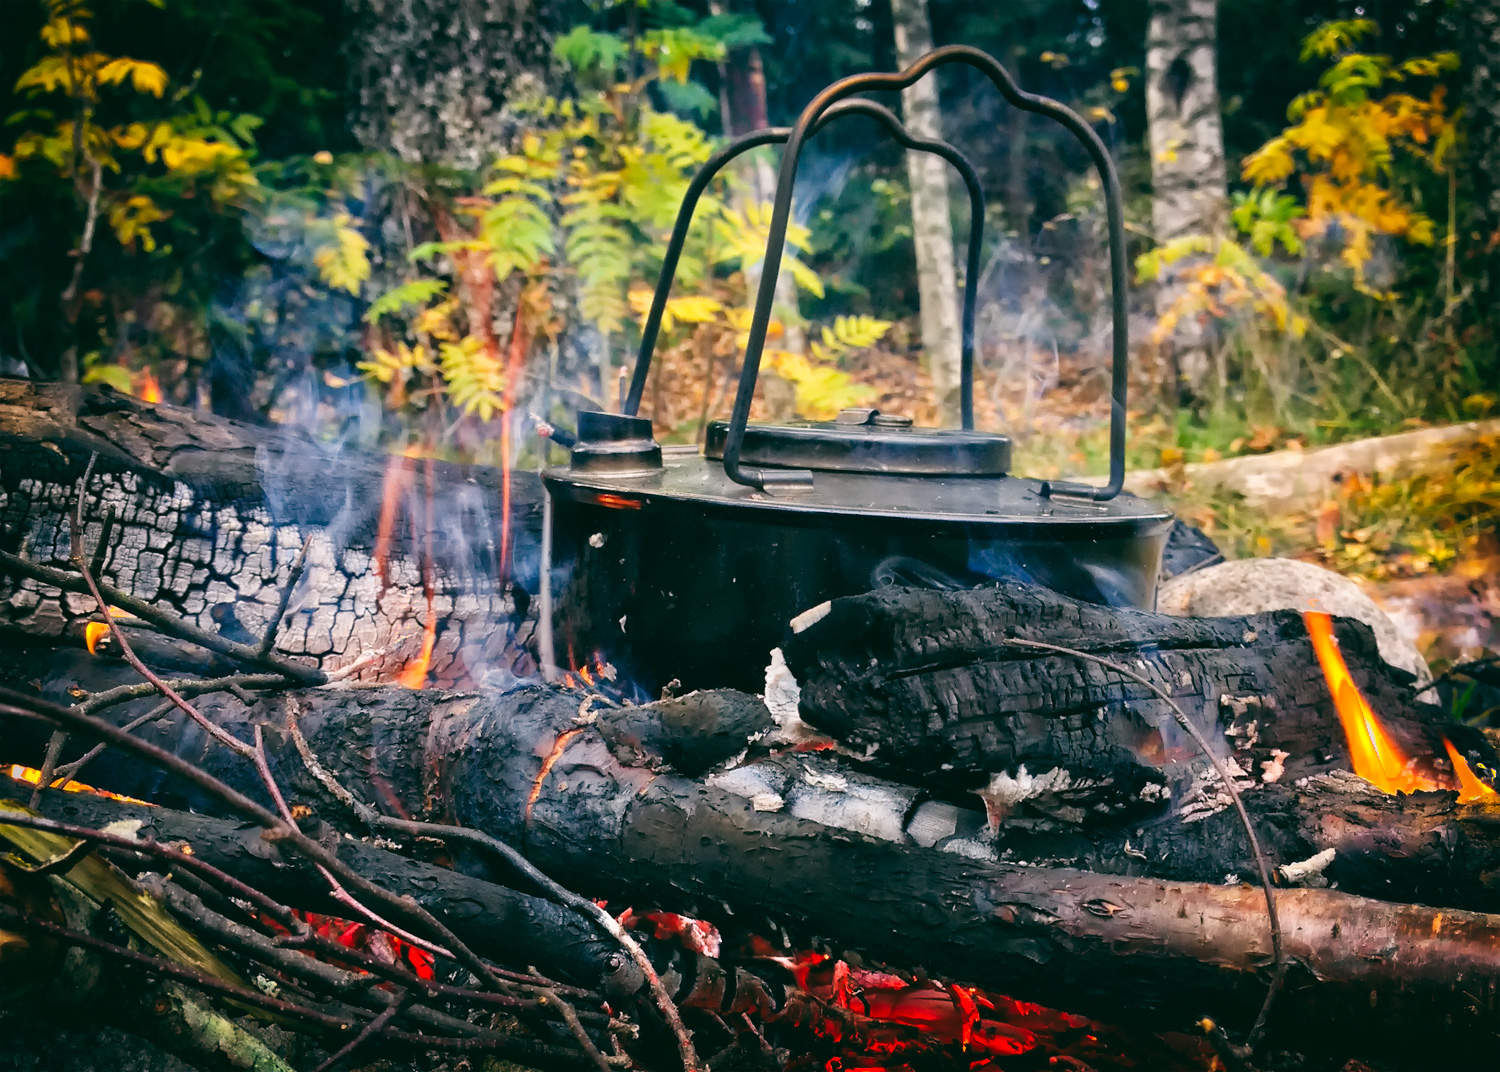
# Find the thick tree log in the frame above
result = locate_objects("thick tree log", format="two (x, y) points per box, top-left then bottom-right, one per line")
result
(0, 379), (543, 687)
(783, 581), (1444, 790)
(12, 675), (1500, 1062)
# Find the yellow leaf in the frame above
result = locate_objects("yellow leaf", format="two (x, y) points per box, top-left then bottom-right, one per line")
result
(0, 154), (14, 180)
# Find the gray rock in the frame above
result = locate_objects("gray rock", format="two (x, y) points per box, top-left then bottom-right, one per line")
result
(1157, 557), (1431, 684)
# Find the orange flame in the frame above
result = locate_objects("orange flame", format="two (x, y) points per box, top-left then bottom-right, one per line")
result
(1304, 611), (1437, 794)
(135, 370), (162, 404)
(84, 621), (109, 654)
(397, 614), (436, 689)
(1444, 738), (1500, 804)
(84, 606), (135, 654)
(5, 764), (153, 806)
(372, 449), (418, 588)
(525, 728), (583, 823)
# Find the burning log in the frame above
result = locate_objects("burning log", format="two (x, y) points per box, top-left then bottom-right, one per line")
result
(0, 379), (542, 687)
(9, 661), (1500, 1063)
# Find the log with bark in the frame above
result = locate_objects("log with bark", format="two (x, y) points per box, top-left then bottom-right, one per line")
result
(6, 586), (1500, 1064)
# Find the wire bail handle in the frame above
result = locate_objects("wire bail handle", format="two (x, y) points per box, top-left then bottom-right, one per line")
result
(722, 44), (1130, 499)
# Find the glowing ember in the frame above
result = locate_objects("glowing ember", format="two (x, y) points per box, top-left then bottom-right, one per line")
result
(83, 606), (135, 654)
(1303, 611), (1438, 795)
(262, 909), (435, 981)
(5, 764), (153, 806)
(525, 727), (583, 822)
(1443, 738), (1500, 804)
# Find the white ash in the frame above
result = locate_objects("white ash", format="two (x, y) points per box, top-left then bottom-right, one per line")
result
(980, 765), (1073, 808)
(784, 756), (918, 843)
(588, 532), (606, 548)
(751, 793), (785, 812)
(1176, 757), (1257, 823)
(707, 762), (789, 804)
(1222, 714), (1260, 750)
(1261, 749), (1290, 783)
(762, 647), (816, 744)
(789, 600), (832, 634)
(940, 837), (999, 862)
(1278, 847), (1337, 887)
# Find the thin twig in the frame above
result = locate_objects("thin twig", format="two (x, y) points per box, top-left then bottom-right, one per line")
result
(0, 550), (325, 685)
(79, 674), (291, 716)
(29, 731), (68, 808)
(313, 992), (407, 1072)
(994, 635), (1285, 1046)
(259, 537), (311, 657)
(88, 504), (115, 580)
(0, 688), (504, 998)
(542, 989), (612, 1072)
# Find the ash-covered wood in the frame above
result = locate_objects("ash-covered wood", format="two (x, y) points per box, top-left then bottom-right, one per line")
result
(0, 379), (542, 686)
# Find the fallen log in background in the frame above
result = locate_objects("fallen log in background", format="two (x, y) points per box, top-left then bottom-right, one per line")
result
(0, 378), (542, 687)
(1119, 417), (1500, 513)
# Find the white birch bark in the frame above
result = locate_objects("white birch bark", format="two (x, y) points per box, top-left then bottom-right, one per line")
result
(890, 0), (963, 425)
(1145, 0), (1228, 395)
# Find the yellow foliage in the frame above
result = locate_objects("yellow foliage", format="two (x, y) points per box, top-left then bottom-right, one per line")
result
(439, 335), (507, 421)
(312, 215), (371, 296)
(766, 351), (877, 420)
(1238, 20), (1455, 289)
(0, 154), (14, 180)
(108, 194), (168, 251)
(357, 342), (435, 384)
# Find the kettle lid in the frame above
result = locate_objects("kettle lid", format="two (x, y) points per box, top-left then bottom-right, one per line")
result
(703, 408), (1010, 476)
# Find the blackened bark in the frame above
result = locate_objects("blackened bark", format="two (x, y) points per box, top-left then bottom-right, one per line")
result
(0, 379), (541, 688)
(783, 582), (1437, 786)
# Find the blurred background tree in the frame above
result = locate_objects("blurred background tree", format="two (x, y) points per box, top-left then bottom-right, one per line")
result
(0, 0), (1492, 475)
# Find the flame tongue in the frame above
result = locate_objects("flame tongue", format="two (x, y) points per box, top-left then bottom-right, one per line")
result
(1304, 611), (1497, 802)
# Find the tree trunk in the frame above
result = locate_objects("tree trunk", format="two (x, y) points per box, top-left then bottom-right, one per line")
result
(890, 0), (963, 426)
(345, 0), (564, 170)
(1454, 0), (1500, 325)
(716, 21), (806, 355)
(1145, 0), (1227, 400)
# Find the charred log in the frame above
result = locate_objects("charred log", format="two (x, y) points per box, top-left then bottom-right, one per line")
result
(782, 582), (1444, 788)
(11, 675), (1500, 1061)
(0, 379), (543, 688)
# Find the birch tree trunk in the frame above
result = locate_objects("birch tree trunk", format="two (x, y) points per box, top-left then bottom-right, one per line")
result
(890, 0), (963, 426)
(1145, 0), (1227, 399)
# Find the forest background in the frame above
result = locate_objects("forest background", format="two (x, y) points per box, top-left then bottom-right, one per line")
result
(0, 0), (1496, 592)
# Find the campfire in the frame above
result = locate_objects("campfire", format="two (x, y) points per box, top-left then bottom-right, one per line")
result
(3, 41), (1499, 1072)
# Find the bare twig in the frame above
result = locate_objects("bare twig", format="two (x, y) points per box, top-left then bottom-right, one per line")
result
(79, 674), (291, 716)
(52, 700), (171, 783)
(29, 730), (68, 808)
(0, 688), (504, 998)
(313, 992), (407, 1072)
(259, 537), (311, 657)
(88, 504), (115, 579)
(994, 635), (1285, 1047)
(543, 989), (612, 1072)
